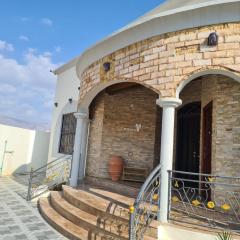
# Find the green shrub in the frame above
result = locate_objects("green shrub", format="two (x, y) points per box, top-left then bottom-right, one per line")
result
(216, 231), (233, 240)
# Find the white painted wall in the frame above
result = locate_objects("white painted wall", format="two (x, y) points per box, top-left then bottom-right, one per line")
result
(158, 224), (240, 240)
(47, 65), (79, 163)
(0, 124), (50, 175)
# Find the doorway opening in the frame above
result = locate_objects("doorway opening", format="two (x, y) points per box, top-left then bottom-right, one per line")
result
(175, 102), (201, 186)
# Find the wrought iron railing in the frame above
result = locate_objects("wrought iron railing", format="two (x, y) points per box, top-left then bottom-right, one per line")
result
(168, 170), (240, 233)
(129, 164), (161, 240)
(27, 155), (72, 201)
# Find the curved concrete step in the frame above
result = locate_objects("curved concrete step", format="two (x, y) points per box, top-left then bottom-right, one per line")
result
(39, 186), (158, 240)
(39, 198), (117, 240)
(63, 185), (129, 221)
(50, 191), (128, 239)
(62, 186), (158, 239)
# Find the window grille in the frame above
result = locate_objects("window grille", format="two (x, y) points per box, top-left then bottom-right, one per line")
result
(59, 113), (76, 154)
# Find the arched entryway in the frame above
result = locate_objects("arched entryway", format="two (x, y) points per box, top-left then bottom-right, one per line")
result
(86, 82), (161, 183)
(175, 72), (240, 181)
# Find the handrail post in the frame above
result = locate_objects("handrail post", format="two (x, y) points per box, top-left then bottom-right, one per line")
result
(157, 171), (161, 221)
(129, 205), (135, 240)
(27, 167), (33, 201)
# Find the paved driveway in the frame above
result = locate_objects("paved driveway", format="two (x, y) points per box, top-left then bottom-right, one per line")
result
(0, 176), (66, 240)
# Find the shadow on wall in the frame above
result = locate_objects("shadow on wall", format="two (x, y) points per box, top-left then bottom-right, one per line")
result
(12, 163), (31, 175)
(31, 131), (50, 170)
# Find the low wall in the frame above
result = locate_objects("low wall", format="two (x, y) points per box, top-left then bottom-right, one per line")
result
(0, 124), (50, 175)
(158, 223), (240, 240)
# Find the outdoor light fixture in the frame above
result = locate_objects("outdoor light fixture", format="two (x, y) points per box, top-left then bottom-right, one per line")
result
(68, 98), (73, 104)
(103, 62), (111, 72)
(54, 102), (58, 107)
(208, 32), (218, 46)
(78, 86), (80, 90)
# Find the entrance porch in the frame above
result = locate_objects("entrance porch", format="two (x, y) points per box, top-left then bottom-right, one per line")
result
(67, 73), (240, 239)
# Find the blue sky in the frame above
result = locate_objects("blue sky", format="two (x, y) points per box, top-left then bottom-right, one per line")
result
(0, 0), (164, 129)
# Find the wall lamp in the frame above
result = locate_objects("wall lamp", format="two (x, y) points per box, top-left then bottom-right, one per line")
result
(103, 62), (111, 72)
(208, 32), (218, 46)
(54, 102), (58, 107)
(68, 98), (73, 104)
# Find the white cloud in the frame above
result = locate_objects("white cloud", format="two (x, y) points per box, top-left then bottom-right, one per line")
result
(0, 40), (14, 52)
(54, 46), (62, 53)
(20, 17), (30, 22)
(19, 35), (29, 41)
(0, 46), (61, 129)
(0, 84), (16, 93)
(41, 18), (53, 26)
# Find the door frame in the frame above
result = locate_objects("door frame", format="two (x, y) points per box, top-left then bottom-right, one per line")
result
(201, 101), (213, 175)
(201, 101), (213, 200)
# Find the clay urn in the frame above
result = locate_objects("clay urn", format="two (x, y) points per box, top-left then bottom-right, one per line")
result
(108, 155), (124, 181)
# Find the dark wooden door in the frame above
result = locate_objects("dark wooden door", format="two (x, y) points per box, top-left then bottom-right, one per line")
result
(176, 102), (201, 185)
(202, 101), (212, 175)
(202, 101), (212, 200)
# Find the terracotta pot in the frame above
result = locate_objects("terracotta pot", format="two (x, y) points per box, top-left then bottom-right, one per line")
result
(108, 155), (124, 181)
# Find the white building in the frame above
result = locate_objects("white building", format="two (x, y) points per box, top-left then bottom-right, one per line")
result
(44, 0), (240, 239)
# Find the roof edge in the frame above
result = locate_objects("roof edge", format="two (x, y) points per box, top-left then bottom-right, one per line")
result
(54, 0), (240, 75)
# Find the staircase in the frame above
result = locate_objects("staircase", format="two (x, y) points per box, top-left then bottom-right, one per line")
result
(38, 185), (158, 240)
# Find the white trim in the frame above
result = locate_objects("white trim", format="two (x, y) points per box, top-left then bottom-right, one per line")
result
(53, 1), (240, 77)
(74, 112), (88, 119)
(156, 98), (182, 108)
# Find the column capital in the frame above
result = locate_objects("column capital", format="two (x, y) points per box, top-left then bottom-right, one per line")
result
(156, 98), (182, 108)
(74, 112), (88, 119)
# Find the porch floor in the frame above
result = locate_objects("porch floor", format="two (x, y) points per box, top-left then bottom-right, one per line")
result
(83, 176), (142, 198)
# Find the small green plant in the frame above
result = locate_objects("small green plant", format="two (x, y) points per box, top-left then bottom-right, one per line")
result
(216, 231), (233, 240)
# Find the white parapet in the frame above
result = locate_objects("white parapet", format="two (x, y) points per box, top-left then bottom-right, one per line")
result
(158, 223), (237, 240)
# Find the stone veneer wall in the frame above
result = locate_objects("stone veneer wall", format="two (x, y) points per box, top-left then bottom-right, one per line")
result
(86, 86), (159, 179)
(81, 22), (240, 182)
(86, 76), (240, 179)
(80, 23), (240, 101)
(175, 75), (240, 178)
(214, 76), (240, 177)
(86, 93), (105, 177)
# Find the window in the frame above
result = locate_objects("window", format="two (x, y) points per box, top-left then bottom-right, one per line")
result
(59, 113), (77, 154)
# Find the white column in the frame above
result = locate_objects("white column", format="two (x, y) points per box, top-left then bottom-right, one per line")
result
(156, 97), (182, 223)
(69, 111), (89, 187)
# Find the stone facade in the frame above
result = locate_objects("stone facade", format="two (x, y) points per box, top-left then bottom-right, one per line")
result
(86, 75), (240, 180)
(174, 75), (240, 178)
(80, 22), (240, 180)
(86, 86), (159, 179)
(214, 76), (240, 177)
(80, 23), (240, 102)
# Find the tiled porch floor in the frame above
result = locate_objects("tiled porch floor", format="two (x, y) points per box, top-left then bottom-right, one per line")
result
(0, 176), (66, 240)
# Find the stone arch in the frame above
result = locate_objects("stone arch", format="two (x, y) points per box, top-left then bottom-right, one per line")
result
(176, 67), (240, 98)
(78, 79), (159, 113)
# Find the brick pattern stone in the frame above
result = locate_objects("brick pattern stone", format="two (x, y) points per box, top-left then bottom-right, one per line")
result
(214, 76), (240, 177)
(86, 86), (159, 179)
(80, 22), (240, 181)
(80, 23), (240, 101)
(86, 94), (105, 177)
(174, 76), (240, 179)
